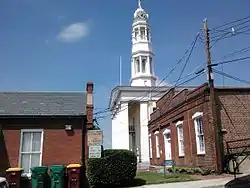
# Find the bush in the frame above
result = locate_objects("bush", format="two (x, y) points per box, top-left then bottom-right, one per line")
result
(88, 149), (137, 187)
(166, 166), (213, 175)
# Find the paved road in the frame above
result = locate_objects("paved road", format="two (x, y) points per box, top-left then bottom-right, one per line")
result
(134, 177), (233, 188)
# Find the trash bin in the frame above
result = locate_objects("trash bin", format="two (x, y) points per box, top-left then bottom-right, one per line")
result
(50, 165), (65, 188)
(31, 166), (49, 188)
(66, 164), (81, 188)
(5, 168), (23, 188)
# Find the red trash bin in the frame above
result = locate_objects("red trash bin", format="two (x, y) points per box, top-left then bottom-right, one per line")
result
(5, 168), (23, 188)
(66, 164), (81, 188)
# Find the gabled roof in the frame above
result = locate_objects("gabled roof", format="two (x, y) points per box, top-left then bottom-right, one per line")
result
(0, 92), (87, 117)
(108, 85), (198, 110)
(108, 85), (171, 109)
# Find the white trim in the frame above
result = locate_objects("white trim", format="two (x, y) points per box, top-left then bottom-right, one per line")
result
(176, 122), (184, 157)
(192, 112), (203, 119)
(163, 128), (170, 134)
(19, 129), (44, 176)
(155, 133), (160, 158)
(164, 133), (172, 160)
(154, 131), (159, 135)
(193, 116), (206, 155)
(176, 121), (183, 127)
(148, 135), (152, 159)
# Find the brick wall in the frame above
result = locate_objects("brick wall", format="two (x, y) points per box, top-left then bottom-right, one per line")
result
(149, 83), (217, 169)
(217, 89), (250, 153)
(149, 84), (250, 172)
(0, 118), (83, 175)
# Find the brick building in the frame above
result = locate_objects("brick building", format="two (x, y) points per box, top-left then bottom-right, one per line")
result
(148, 83), (250, 172)
(0, 82), (94, 177)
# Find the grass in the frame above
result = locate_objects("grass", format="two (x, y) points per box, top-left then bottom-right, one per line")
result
(135, 171), (198, 185)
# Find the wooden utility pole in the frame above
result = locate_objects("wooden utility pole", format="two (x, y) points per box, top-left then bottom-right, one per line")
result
(204, 19), (223, 174)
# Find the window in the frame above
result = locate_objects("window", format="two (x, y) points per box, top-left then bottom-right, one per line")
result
(147, 28), (150, 41)
(140, 27), (146, 40)
(148, 134), (152, 158)
(134, 57), (140, 73)
(154, 131), (160, 158)
(149, 57), (153, 74)
(134, 28), (139, 41)
(192, 112), (205, 154)
(176, 121), (184, 157)
(141, 56), (147, 73)
(19, 129), (43, 176)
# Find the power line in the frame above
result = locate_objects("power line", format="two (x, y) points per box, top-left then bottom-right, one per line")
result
(96, 71), (205, 120)
(198, 16), (250, 46)
(95, 32), (201, 120)
(175, 33), (199, 85)
(211, 19), (250, 36)
(211, 56), (250, 66)
(210, 15), (250, 31)
(211, 25), (250, 41)
(213, 68), (250, 85)
(209, 26), (250, 48)
(220, 46), (250, 60)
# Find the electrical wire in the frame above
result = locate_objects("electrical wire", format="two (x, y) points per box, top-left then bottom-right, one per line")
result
(175, 33), (199, 85)
(210, 15), (250, 31)
(95, 71), (205, 120)
(213, 68), (250, 85)
(198, 15), (250, 46)
(220, 46), (250, 60)
(209, 26), (250, 49)
(95, 32), (201, 119)
(211, 19), (250, 37)
(211, 56), (250, 66)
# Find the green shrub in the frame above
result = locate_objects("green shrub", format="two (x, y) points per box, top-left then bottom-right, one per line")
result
(166, 166), (213, 175)
(88, 149), (137, 187)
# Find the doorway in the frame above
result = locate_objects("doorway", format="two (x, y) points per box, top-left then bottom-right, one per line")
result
(163, 129), (171, 160)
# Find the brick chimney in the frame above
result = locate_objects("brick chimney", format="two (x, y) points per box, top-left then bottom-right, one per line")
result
(86, 82), (94, 129)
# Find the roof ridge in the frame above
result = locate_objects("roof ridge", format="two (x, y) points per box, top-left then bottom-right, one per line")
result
(0, 91), (86, 94)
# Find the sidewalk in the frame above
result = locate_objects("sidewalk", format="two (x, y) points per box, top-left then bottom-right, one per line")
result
(134, 176), (235, 188)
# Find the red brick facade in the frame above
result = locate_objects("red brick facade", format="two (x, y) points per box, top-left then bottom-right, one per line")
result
(0, 118), (83, 175)
(148, 83), (250, 172)
(0, 82), (94, 176)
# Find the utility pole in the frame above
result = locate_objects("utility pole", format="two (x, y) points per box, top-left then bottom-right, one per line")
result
(204, 19), (223, 174)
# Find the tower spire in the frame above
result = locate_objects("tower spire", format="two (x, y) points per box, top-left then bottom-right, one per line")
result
(138, 0), (142, 8)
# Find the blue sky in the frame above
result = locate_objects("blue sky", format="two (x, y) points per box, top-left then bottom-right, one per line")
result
(0, 0), (250, 148)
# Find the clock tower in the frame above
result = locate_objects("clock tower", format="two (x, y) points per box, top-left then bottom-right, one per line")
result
(130, 0), (156, 87)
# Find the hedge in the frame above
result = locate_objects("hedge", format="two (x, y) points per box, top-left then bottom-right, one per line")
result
(88, 149), (137, 187)
(167, 166), (214, 175)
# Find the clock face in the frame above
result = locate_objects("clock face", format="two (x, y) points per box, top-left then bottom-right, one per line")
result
(138, 12), (146, 19)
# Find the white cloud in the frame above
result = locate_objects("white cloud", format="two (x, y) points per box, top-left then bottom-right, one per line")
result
(57, 22), (89, 42)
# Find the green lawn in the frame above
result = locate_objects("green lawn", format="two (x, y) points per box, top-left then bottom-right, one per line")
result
(135, 171), (198, 185)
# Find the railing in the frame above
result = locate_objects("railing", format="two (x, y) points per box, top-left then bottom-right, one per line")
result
(226, 138), (250, 155)
(225, 137), (250, 178)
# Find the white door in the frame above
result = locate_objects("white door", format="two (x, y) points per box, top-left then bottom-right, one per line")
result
(164, 133), (172, 160)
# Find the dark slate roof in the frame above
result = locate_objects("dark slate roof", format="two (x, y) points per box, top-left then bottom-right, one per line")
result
(0, 92), (87, 116)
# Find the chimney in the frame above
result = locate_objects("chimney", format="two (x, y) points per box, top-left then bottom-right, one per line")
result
(86, 82), (94, 128)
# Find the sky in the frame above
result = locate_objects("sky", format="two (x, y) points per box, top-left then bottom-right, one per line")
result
(0, 0), (250, 148)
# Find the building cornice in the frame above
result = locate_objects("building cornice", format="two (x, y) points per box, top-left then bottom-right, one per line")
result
(132, 50), (154, 56)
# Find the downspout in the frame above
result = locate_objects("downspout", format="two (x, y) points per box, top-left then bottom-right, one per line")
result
(81, 116), (87, 174)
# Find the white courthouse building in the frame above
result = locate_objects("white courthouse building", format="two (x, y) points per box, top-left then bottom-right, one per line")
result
(109, 1), (169, 163)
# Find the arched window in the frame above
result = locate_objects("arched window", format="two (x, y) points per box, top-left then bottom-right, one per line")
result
(141, 56), (147, 73)
(136, 58), (140, 72)
(149, 57), (153, 73)
(140, 27), (146, 40)
(134, 28), (139, 41)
